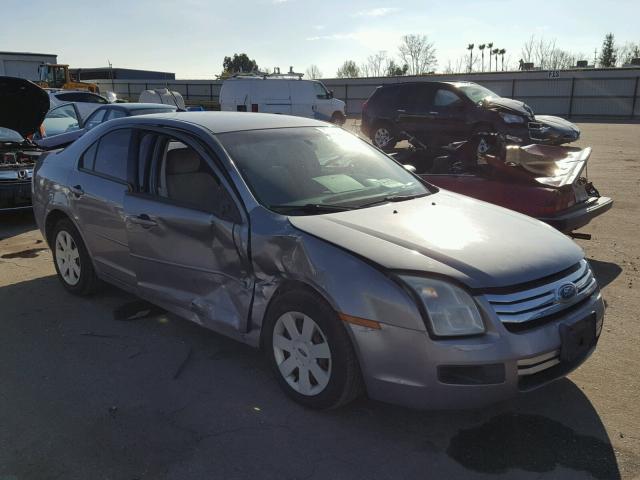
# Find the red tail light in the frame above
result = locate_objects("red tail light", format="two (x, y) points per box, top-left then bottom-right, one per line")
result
(251, 103), (259, 112)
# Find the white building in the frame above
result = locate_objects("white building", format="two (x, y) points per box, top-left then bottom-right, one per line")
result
(0, 51), (58, 80)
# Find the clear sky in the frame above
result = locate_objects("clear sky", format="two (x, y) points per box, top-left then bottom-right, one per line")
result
(2, 0), (638, 78)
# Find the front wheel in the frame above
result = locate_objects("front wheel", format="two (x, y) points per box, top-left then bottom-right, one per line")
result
(264, 290), (363, 409)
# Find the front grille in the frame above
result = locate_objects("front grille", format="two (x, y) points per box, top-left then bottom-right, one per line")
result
(485, 260), (597, 332)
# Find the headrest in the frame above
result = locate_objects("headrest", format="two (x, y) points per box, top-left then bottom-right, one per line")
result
(166, 148), (201, 174)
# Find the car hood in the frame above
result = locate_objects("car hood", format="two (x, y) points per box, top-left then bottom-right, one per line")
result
(289, 191), (583, 289)
(483, 96), (533, 118)
(0, 76), (50, 138)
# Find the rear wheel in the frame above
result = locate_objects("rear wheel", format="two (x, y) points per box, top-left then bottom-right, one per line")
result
(264, 290), (363, 409)
(371, 123), (397, 151)
(330, 111), (346, 125)
(51, 218), (100, 295)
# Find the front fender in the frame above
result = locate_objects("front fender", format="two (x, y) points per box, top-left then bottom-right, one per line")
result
(247, 207), (426, 341)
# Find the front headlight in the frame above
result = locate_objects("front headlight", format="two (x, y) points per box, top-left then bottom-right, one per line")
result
(499, 112), (525, 124)
(400, 276), (485, 337)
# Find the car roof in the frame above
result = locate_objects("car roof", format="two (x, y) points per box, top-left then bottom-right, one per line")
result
(101, 103), (178, 111)
(121, 111), (329, 134)
(380, 81), (477, 88)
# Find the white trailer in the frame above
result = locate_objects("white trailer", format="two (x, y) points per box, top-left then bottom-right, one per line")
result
(0, 51), (58, 80)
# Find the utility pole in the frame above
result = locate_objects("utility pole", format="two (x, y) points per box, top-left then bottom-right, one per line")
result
(108, 59), (114, 92)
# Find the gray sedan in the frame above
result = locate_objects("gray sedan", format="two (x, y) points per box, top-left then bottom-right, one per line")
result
(32, 112), (605, 409)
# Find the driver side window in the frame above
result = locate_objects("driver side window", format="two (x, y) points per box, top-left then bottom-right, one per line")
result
(136, 131), (240, 222)
(434, 89), (463, 108)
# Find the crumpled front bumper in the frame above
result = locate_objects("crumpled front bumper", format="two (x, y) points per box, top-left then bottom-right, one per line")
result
(347, 290), (605, 410)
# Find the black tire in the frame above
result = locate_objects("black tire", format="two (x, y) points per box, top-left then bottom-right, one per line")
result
(263, 289), (363, 409)
(371, 122), (397, 151)
(51, 218), (100, 295)
(330, 111), (346, 125)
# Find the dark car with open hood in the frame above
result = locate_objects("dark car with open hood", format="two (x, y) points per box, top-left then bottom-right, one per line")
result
(0, 76), (49, 211)
(361, 81), (581, 151)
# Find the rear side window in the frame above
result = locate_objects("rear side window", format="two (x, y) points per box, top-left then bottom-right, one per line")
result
(80, 142), (98, 170)
(106, 109), (127, 121)
(80, 129), (131, 182)
(371, 86), (397, 108)
(397, 84), (434, 111)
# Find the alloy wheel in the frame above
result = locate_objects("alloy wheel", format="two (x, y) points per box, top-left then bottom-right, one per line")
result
(272, 311), (332, 396)
(374, 127), (392, 148)
(55, 230), (81, 286)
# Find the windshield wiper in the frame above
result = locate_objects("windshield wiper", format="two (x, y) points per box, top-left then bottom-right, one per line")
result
(269, 203), (354, 214)
(356, 192), (430, 209)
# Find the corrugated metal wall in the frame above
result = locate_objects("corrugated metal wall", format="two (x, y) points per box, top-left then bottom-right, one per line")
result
(96, 68), (640, 119)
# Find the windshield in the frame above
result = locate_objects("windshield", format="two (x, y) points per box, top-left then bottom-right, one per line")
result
(457, 84), (499, 103)
(218, 127), (431, 214)
(0, 127), (24, 143)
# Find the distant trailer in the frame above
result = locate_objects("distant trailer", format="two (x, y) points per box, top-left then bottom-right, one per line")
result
(139, 88), (186, 110)
(0, 51), (57, 80)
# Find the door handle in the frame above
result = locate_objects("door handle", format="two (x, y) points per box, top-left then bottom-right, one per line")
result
(69, 185), (84, 197)
(429, 111), (439, 115)
(129, 214), (158, 228)
(397, 109), (406, 113)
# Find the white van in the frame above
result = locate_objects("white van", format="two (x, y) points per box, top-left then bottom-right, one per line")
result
(220, 76), (346, 124)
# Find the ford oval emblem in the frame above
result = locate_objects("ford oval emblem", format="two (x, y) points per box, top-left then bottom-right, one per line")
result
(557, 283), (578, 302)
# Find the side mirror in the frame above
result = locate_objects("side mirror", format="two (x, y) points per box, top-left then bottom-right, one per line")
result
(403, 164), (417, 173)
(329, 90), (334, 99)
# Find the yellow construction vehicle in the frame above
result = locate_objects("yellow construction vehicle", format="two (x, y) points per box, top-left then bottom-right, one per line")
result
(36, 64), (100, 93)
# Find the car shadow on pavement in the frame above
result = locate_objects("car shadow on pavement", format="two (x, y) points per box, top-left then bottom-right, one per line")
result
(0, 210), (37, 242)
(588, 258), (623, 289)
(0, 274), (623, 480)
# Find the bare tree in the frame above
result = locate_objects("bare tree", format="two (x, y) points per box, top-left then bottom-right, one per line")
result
(336, 60), (360, 78)
(521, 36), (583, 70)
(306, 64), (322, 79)
(360, 52), (388, 77)
(520, 36), (535, 65)
(398, 34), (437, 75)
(619, 42), (640, 66)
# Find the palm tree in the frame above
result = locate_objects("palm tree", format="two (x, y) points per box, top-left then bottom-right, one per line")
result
(487, 42), (494, 71)
(499, 49), (506, 71)
(478, 44), (486, 71)
(492, 48), (500, 71)
(467, 44), (474, 72)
